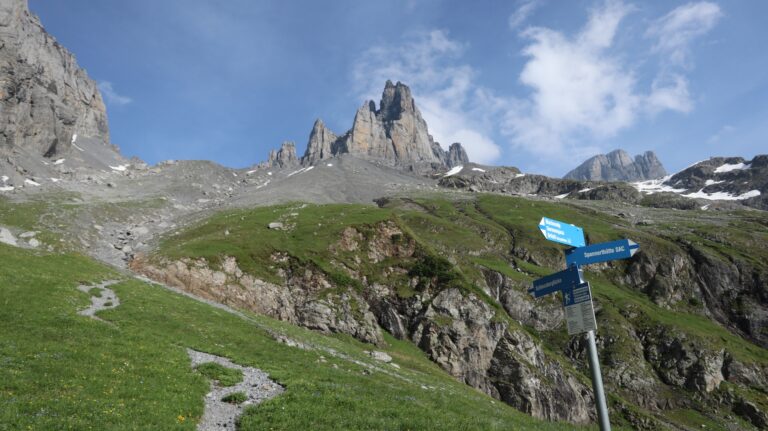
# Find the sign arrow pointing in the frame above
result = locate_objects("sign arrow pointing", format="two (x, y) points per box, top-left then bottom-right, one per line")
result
(528, 265), (582, 298)
(565, 238), (640, 267)
(538, 217), (586, 248)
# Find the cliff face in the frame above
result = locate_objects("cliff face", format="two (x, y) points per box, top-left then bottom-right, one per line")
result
(0, 0), (109, 157)
(564, 150), (667, 182)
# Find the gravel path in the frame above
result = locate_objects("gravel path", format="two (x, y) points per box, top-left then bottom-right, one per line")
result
(187, 349), (284, 430)
(77, 280), (121, 319)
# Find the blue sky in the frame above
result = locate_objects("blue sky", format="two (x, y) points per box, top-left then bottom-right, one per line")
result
(29, 0), (768, 176)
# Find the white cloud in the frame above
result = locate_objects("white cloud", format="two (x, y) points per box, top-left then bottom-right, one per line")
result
(509, 0), (542, 30)
(98, 81), (132, 106)
(352, 30), (501, 164)
(504, 0), (639, 159)
(503, 0), (718, 163)
(647, 2), (722, 67)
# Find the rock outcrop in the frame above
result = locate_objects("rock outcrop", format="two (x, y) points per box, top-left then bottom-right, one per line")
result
(294, 81), (469, 170)
(0, 0), (109, 157)
(446, 142), (470, 167)
(302, 119), (338, 166)
(564, 150), (667, 182)
(267, 141), (299, 168)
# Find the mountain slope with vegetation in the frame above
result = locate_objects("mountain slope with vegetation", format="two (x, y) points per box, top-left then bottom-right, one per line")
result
(129, 193), (768, 430)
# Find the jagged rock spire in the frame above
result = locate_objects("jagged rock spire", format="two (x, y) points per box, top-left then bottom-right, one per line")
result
(296, 81), (470, 170)
(302, 119), (338, 166)
(267, 141), (299, 168)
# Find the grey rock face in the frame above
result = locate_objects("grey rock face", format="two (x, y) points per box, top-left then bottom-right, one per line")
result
(564, 150), (667, 181)
(267, 141), (299, 168)
(302, 119), (338, 166)
(0, 0), (109, 157)
(446, 142), (469, 167)
(296, 81), (470, 170)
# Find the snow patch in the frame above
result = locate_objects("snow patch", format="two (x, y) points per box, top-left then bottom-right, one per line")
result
(24, 179), (40, 186)
(632, 176), (686, 194)
(443, 165), (464, 177)
(109, 164), (129, 172)
(326, 163), (333, 167)
(471, 167), (486, 173)
(232, 172), (238, 177)
(72, 142), (85, 152)
(267, 172), (273, 176)
(54, 158), (65, 165)
(286, 166), (314, 177)
(514, 173), (526, 178)
(1, 176), (8, 182)
(71, 133), (78, 144)
(50, 178), (61, 183)
(555, 193), (569, 199)
(246, 170), (257, 175)
(701, 205), (710, 211)
(578, 188), (592, 193)
(714, 162), (750, 173)
(705, 179), (724, 186)
(683, 189), (761, 201)
(0, 186), (14, 192)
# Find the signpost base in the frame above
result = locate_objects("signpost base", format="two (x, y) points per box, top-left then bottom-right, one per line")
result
(587, 330), (611, 431)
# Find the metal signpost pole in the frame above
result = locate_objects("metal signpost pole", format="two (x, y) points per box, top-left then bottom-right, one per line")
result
(586, 329), (610, 431)
(578, 266), (610, 431)
(574, 265), (611, 431)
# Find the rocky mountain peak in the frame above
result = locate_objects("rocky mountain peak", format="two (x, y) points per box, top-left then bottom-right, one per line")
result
(447, 143), (470, 167)
(379, 80), (416, 122)
(302, 119), (338, 166)
(290, 81), (469, 171)
(267, 141), (299, 168)
(564, 149), (667, 181)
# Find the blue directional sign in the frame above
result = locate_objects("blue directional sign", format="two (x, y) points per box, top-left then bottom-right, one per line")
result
(565, 238), (639, 267)
(538, 217), (586, 248)
(529, 265), (582, 298)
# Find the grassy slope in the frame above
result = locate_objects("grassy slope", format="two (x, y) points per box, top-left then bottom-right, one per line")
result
(151, 193), (768, 429)
(0, 242), (584, 430)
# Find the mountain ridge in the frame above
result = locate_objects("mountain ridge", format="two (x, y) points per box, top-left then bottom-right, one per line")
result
(564, 149), (667, 182)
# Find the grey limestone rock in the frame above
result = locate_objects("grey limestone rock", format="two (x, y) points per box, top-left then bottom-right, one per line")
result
(0, 0), (109, 157)
(296, 81), (470, 170)
(302, 119), (338, 166)
(446, 142), (469, 168)
(564, 150), (667, 181)
(267, 141), (299, 168)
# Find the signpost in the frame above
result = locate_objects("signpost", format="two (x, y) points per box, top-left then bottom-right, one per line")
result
(530, 217), (641, 431)
(538, 217), (585, 247)
(565, 239), (639, 267)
